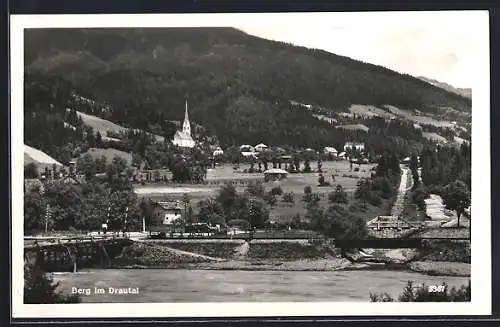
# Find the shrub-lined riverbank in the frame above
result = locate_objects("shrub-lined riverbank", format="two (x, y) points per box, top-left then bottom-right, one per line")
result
(111, 239), (470, 277)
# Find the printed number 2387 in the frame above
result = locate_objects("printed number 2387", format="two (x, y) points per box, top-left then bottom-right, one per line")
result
(428, 285), (445, 292)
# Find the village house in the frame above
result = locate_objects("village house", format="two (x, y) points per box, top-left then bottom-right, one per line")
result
(323, 147), (338, 157)
(254, 143), (268, 152)
(135, 168), (172, 183)
(152, 201), (184, 225)
(343, 142), (365, 152)
(264, 168), (288, 182)
(212, 146), (224, 157)
(239, 144), (255, 153)
(172, 100), (195, 148)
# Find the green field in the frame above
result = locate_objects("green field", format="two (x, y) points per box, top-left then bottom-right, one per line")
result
(81, 147), (133, 166)
(135, 160), (378, 224)
(76, 111), (164, 143)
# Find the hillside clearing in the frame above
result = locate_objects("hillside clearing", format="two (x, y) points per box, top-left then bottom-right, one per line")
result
(24, 144), (62, 166)
(337, 124), (370, 132)
(76, 111), (165, 143)
(422, 132), (447, 143)
(348, 104), (394, 119)
(382, 105), (456, 128)
(80, 147), (133, 166)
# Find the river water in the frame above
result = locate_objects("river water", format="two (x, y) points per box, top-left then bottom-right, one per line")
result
(52, 269), (469, 302)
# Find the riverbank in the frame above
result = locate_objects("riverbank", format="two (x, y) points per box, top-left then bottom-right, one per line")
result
(110, 259), (470, 276)
(111, 240), (470, 277)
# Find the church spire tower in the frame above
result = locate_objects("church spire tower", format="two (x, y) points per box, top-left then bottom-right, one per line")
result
(182, 99), (191, 136)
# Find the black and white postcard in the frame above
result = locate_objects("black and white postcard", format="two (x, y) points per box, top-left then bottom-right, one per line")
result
(11, 11), (491, 318)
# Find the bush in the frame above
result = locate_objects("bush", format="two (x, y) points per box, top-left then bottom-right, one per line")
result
(318, 174), (326, 186)
(282, 192), (295, 203)
(270, 186), (284, 196)
(304, 185), (312, 195)
(310, 204), (368, 239)
(370, 280), (471, 302)
(411, 184), (429, 211)
(264, 193), (277, 206)
(328, 185), (349, 204)
(290, 214), (302, 229)
(24, 262), (81, 304)
(304, 192), (321, 207)
(246, 180), (266, 198)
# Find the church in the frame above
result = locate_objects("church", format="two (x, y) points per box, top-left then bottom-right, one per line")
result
(172, 100), (195, 148)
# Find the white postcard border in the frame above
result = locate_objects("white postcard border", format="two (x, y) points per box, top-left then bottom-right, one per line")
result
(11, 11), (491, 318)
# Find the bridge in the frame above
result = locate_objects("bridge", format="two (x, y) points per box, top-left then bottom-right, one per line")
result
(24, 234), (133, 272)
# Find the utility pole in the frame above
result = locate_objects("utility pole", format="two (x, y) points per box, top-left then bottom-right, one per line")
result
(124, 206), (128, 236)
(45, 204), (51, 234)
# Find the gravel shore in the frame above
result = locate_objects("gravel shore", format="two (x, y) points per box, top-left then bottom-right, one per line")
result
(407, 261), (471, 277)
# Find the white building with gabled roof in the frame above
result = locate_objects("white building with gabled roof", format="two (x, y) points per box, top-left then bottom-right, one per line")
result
(255, 143), (268, 152)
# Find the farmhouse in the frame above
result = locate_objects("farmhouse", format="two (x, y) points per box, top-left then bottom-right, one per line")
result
(172, 100), (195, 148)
(135, 168), (172, 183)
(212, 147), (224, 157)
(153, 201), (183, 225)
(343, 142), (365, 152)
(255, 143), (268, 152)
(264, 168), (288, 182)
(323, 147), (338, 156)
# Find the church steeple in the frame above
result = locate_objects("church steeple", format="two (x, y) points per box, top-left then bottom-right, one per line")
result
(182, 99), (191, 136)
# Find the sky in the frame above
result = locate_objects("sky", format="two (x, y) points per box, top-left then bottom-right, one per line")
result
(237, 11), (488, 89)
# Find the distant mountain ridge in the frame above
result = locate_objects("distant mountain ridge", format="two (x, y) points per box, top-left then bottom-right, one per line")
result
(417, 76), (472, 100)
(24, 28), (471, 148)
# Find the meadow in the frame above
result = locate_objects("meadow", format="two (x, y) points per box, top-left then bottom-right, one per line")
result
(135, 160), (378, 224)
(76, 110), (165, 143)
(81, 147), (133, 166)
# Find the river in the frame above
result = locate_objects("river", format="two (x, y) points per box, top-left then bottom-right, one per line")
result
(51, 269), (469, 302)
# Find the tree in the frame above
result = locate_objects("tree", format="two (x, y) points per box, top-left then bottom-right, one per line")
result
(95, 131), (103, 147)
(216, 183), (238, 219)
(291, 214), (301, 229)
(25, 163), (39, 179)
(264, 192), (277, 206)
(370, 280), (471, 302)
(410, 152), (419, 189)
(245, 197), (269, 228)
(139, 197), (159, 226)
(197, 198), (224, 225)
(322, 205), (368, 239)
(282, 192), (295, 203)
(303, 159), (312, 173)
(246, 180), (266, 198)
(77, 154), (97, 180)
(24, 261), (81, 303)
(441, 180), (471, 228)
(411, 184), (428, 211)
(318, 174), (326, 186)
(24, 189), (45, 233)
(328, 184), (348, 204)
(182, 193), (190, 222)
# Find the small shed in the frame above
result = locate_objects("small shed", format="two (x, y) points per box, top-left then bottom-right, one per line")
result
(263, 168), (288, 182)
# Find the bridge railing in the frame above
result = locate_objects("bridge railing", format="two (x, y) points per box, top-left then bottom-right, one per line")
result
(25, 233), (130, 244)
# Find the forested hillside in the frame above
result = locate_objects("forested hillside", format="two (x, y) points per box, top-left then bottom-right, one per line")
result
(25, 28), (471, 150)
